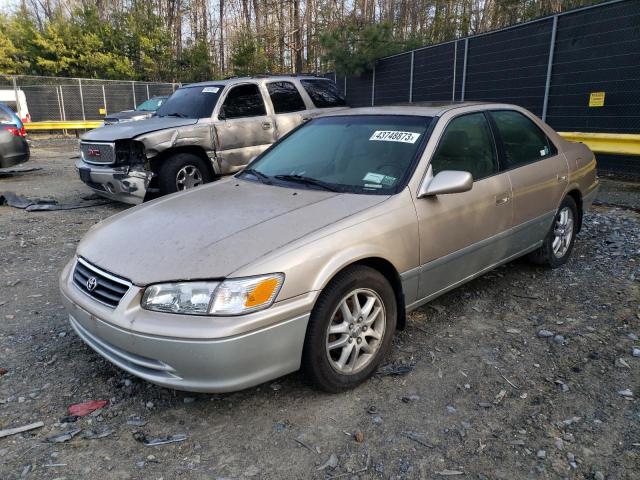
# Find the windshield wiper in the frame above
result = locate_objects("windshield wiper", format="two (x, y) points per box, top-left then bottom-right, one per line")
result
(240, 168), (272, 184)
(159, 112), (188, 118)
(274, 174), (340, 192)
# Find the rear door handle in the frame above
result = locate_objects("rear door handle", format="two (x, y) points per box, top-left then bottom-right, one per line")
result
(495, 194), (510, 206)
(557, 174), (568, 182)
(262, 122), (272, 130)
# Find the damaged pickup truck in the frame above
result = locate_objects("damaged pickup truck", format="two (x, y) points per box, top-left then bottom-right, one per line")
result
(76, 75), (347, 204)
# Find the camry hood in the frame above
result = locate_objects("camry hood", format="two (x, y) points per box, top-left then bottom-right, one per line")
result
(77, 179), (387, 285)
(81, 116), (198, 142)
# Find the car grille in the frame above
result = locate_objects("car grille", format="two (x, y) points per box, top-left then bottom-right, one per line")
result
(80, 142), (115, 165)
(72, 258), (130, 308)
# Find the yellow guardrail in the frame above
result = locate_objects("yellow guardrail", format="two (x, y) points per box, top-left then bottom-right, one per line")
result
(24, 120), (103, 131)
(558, 132), (640, 156)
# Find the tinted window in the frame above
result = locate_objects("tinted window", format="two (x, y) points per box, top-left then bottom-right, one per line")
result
(156, 86), (222, 119)
(267, 82), (306, 114)
(220, 84), (266, 119)
(0, 104), (20, 126)
(490, 110), (557, 168)
(430, 113), (498, 180)
(243, 115), (433, 195)
(300, 79), (346, 108)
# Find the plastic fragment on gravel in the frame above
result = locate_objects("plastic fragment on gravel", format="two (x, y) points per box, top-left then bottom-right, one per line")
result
(377, 362), (415, 376)
(0, 421), (44, 439)
(133, 431), (187, 446)
(436, 469), (464, 476)
(316, 453), (338, 470)
(618, 389), (633, 397)
(82, 427), (114, 439)
(68, 400), (108, 417)
(45, 428), (81, 443)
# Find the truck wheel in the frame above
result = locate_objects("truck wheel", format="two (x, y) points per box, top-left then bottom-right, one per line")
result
(157, 153), (212, 196)
(528, 195), (579, 268)
(302, 265), (397, 393)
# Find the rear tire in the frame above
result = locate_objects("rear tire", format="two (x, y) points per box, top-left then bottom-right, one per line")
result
(528, 195), (579, 268)
(302, 266), (397, 393)
(157, 153), (212, 196)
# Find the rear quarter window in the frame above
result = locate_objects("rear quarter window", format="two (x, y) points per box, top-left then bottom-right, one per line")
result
(267, 82), (306, 114)
(300, 79), (346, 108)
(490, 110), (558, 169)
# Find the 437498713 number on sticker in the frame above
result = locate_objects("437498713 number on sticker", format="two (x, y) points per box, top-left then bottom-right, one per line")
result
(369, 130), (421, 144)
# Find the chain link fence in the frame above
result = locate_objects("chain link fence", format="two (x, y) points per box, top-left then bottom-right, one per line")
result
(329, 0), (639, 136)
(0, 74), (180, 123)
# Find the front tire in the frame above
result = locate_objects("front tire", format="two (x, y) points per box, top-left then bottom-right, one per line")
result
(157, 153), (212, 196)
(528, 195), (579, 268)
(302, 266), (397, 393)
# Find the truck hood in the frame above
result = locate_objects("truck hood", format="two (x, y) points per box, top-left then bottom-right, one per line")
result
(77, 178), (387, 285)
(81, 117), (198, 142)
(103, 110), (154, 121)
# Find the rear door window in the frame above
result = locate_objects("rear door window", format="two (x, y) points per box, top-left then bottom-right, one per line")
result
(489, 110), (558, 169)
(220, 84), (267, 119)
(300, 79), (346, 108)
(430, 112), (498, 181)
(267, 82), (306, 114)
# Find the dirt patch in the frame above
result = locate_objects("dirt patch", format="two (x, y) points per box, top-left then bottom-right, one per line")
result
(0, 138), (639, 479)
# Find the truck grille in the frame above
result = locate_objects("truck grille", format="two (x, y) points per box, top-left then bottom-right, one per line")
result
(80, 142), (115, 165)
(73, 258), (130, 308)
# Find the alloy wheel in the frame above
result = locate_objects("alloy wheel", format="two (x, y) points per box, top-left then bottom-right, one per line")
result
(176, 165), (203, 190)
(552, 206), (574, 258)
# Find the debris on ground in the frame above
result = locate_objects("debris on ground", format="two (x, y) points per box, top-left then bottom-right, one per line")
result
(0, 367), (7, 376)
(126, 419), (147, 427)
(353, 430), (365, 443)
(132, 431), (187, 446)
(436, 469), (464, 476)
(617, 389), (633, 397)
(68, 400), (108, 417)
(44, 428), (82, 443)
(377, 362), (416, 376)
(402, 431), (434, 448)
(0, 421), (44, 439)
(82, 427), (114, 439)
(316, 453), (338, 470)
(0, 191), (111, 211)
(0, 165), (42, 175)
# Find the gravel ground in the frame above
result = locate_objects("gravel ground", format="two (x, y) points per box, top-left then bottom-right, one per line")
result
(1, 137), (639, 479)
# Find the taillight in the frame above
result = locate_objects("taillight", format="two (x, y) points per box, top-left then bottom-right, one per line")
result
(3, 126), (26, 137)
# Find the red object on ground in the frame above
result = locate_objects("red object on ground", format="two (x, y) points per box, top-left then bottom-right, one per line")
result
(68, 400), (108, 417)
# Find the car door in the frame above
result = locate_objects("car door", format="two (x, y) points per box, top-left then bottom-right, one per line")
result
(214, 83), (276, 172)
(411, 111), (513, 302)
(265, 81), (310, 138)
(488, 109), (569, 246)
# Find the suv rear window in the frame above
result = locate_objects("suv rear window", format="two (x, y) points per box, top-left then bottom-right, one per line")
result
(267, 82), (306, 114)
(300, 79), (346, 108)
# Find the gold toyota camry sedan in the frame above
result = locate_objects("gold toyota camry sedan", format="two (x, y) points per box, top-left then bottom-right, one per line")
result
(60, 103), (598, 393)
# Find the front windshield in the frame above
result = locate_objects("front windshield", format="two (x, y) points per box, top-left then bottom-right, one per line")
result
(156, 85), (223, 119)
(242, 115), (433, 194)
(137, 97), (165, 111)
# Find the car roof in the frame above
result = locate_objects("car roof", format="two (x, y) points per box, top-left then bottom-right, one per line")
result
(182, 75), (331, 88)
(319, 102), (521, 117)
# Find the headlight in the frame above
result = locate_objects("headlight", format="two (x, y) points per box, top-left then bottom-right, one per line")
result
(141, 273), (284, 316)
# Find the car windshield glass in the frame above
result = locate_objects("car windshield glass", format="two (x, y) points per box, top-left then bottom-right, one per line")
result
(243, 115), (433, 194)
(156, 86), (223, 119)
(137, 98), (165, 111)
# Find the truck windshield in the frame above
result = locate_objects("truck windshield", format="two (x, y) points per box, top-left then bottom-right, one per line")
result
(241, 115), (433, 195)
(156, 85), (223, 119)
(137, 97), (166, 111)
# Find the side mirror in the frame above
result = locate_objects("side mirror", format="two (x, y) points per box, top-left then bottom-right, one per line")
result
(418, 170), (473, 197)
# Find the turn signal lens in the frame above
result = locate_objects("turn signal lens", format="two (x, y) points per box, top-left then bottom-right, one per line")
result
(209, 273), (284, 316)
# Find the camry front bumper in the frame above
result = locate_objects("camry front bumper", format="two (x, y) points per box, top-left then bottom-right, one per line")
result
(59, 259), (313, 392)
(75, 159), (152, 205)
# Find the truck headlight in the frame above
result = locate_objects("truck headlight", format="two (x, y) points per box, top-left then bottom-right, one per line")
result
(141, 273), (284, 316)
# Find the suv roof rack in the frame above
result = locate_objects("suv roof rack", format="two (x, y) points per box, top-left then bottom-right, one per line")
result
(222, 72), (325, 80)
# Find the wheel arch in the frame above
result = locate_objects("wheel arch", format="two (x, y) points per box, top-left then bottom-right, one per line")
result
(150, 145), (219, 178)
(565, 188), (583, 232)
(317, 256), (407, 331)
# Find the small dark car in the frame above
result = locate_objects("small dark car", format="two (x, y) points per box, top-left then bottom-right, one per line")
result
(0, 102), (29, 169)
(103, 96), (168, 125)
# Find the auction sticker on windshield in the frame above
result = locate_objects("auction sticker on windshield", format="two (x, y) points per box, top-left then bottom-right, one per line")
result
(369, 130), (420, 143)
(202, 87), (220, 94)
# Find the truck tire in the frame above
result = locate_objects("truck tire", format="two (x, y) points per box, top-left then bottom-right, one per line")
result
(157, 153), (212, 196)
